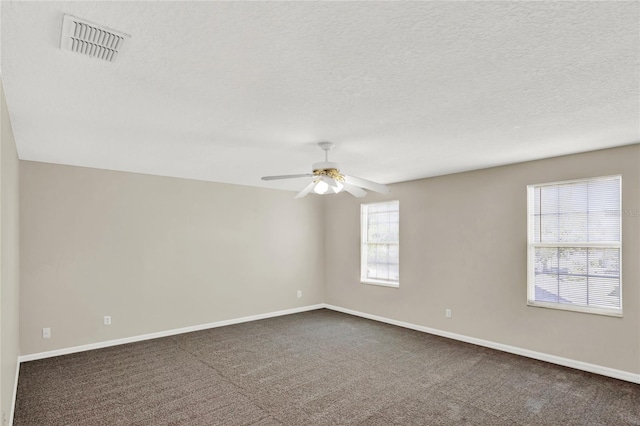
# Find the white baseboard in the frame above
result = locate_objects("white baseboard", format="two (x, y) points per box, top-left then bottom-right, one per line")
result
(18, 304), (324, 363)
(323, 303), (640, 385)
(9, 360), (19, 426)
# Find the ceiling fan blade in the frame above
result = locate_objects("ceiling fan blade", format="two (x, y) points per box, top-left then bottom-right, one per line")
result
(331, 180), (343, 194)
(343, 183), (367, 198)
(343, 174), (390, 194)
(261, 174), (314, 181)
(294, 181), (317, 199)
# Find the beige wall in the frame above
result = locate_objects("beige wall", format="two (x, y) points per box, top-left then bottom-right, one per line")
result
(15, 141), (640, 377)
(20, 161), (325, 355)
(325, 144), (640, 374)
(1, 79), (21, 422)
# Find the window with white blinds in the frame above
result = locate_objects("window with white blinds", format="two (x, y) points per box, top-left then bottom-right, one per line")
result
(527, 175), (622, 316)
(361, 201), (399, 287)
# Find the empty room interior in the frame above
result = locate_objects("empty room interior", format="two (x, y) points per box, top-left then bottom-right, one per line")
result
(1, 1), (639, 425)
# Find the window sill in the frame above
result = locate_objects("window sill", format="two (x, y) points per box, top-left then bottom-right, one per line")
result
(527, 300), (622, 317)
(361, 279), (399, 288)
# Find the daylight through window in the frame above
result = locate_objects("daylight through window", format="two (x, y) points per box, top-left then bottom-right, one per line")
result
(361, 201), (399, 287)
(527, 176), (622, 316)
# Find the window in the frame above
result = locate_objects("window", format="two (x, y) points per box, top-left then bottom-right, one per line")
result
(527, 175), (622, 316)
(361, 201), (399, 287)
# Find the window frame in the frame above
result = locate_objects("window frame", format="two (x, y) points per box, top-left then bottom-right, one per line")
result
(360, 200), (400, 288)
(526, 175), (622, 317)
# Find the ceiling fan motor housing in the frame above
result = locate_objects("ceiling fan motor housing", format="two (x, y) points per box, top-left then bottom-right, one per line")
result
(312, 162), (344, 181)
(312, 161), (340, 172)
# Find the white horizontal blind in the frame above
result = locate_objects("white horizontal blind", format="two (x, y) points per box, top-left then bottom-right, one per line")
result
(528, 176), (621, 314)
(361, 201), (399, 285)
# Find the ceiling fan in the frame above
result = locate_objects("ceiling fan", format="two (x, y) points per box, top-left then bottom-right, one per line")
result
(261, 142), (390, 198)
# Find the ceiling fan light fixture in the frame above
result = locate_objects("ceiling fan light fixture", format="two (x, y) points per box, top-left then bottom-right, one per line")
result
(313, 180), (329, 194)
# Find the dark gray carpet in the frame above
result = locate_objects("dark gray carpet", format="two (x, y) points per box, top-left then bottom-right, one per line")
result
(14, 309), (640, 425)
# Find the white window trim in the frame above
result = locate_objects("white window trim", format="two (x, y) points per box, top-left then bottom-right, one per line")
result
(526, 175), (623, 317)
(361, 278), (399, 288)
(360, 200), (400, 288)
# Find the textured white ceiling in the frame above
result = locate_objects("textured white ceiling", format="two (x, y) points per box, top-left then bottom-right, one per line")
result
(1, 1), (638, 191)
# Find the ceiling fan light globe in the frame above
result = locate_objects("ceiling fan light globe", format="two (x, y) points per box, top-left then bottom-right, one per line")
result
(314, 180), (329, 194)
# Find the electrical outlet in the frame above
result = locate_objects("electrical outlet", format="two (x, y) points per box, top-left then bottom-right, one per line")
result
(104, 316), (111, 325)
(297, 290), (302, 298)
(445, 309), (452, 318)
(42, 327), (51, 339)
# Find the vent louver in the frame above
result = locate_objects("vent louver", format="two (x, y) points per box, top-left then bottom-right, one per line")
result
(60, 15), (130, 62)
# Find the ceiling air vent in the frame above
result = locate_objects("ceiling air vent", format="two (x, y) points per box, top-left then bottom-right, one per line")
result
(60, 14), (130, 62)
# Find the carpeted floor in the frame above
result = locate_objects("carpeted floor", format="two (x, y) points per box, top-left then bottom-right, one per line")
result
(14, 309), (640, 425)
